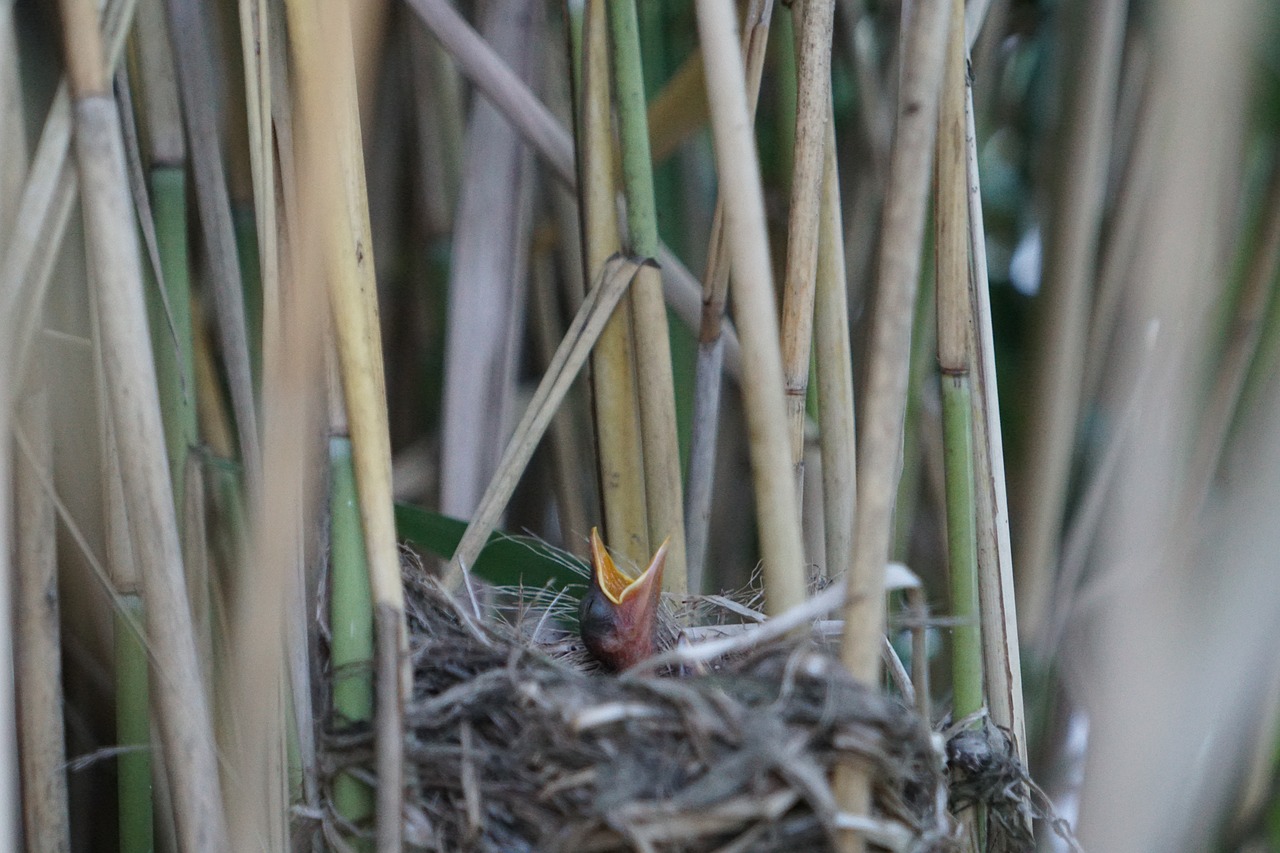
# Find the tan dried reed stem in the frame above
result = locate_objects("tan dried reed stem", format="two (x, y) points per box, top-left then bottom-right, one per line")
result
(581, 0), (649, 566)
(58, 0), (228, 846)
(835, 0), (952, 847)
(695, 0), (806, 615)
(965, 84), (1027, 762)
(781, 0), (836, 490)
(283, 2), (407, 848)
(685, 0), (773, 589)
(814, 112), (856, 580)
(1016, 0), (1127, 640)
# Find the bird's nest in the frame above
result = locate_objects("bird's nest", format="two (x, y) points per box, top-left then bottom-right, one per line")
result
(316, 561), (1058, 852)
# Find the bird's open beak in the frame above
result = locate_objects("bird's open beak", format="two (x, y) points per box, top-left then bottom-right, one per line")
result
(589, 528), (667, 606)
(579, 528), (668, 670)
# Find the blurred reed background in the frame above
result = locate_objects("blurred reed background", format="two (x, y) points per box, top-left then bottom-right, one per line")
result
(3, 0), (1280, 850)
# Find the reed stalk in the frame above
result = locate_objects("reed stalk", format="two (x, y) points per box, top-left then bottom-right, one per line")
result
(580, 0), (649, 567)
(330, 436), (376, 844)
(606, 0), (689, 595)
(964, 83), (1027, 761)
(61, 3), (229, 850)
(781, 0), (836, 494)
(283, 2), (406, 848)
(814, 111), (856, 579)
(935, 0), (984, 727)
(835, 0), (952, 847)
(685, 0), (773, 590)
(694, 0), (806, 615)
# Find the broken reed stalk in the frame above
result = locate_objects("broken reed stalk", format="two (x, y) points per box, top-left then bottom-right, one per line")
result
(814, 110), (856, 580)
(836, 0), (953, 848)
(1016, 0), (1127, 640)
(445, 256), (648, 582)
(780, 0), (836, 497)
(694, 0), (807, 616)
(330, 436), (376, 843)
(282, 3), (407, 849)
(57, 0), (229, 847)
(606, 0), (689, 595)
(580, 0), (649, 568)
(13, 372), (72, 853)
(685, 0), (773, 591)
(935, 0), (983, 727)
(965, 82), (1028, 762)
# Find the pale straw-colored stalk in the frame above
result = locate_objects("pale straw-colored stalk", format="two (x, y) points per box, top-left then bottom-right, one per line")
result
(282, 2), (407, 848)
(685, 0), (773, 590)
(694, 0), (806, 615)
(59, 0), (228, 845)
(965, 80), (1027, 762)
(780, 0), (836, 492)
(814, 106), (856, 579)
(835, 0), (952, 847)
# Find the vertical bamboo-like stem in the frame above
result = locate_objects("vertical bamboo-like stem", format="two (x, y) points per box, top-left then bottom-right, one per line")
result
(330, 436), (375, 843)
(1016, 0), (1127, 639)
(965, 85), (1027, 762)
(581, 0), (648, 566)
(283, 3), (406, 849)
(695, 0), (806, 616)
(14, 372), (71, 853)
(935, 0), (984, 727)
(814, 110), (856, 579)
(835, 0), (952, 847)
(58, 0), (228, 847)
(685, 0), (773, 590)
(781, 0), (835, 492)
(607, 0), (689, 595)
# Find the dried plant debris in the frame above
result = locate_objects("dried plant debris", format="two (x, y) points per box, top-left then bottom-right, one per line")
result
(317, 567), (1065, 852)
(946, 724), (1082, 853)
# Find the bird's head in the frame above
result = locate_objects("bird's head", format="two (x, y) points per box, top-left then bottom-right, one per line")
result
(578, 528), (668, 671)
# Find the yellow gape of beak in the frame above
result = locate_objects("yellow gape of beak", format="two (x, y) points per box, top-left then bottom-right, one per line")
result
(589, 528), (668, 604)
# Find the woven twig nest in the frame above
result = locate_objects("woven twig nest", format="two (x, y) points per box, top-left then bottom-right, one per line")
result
(323, 563), (967, 852)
